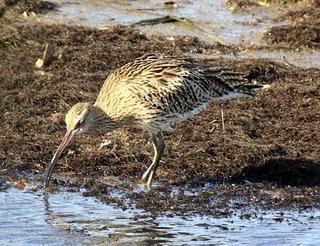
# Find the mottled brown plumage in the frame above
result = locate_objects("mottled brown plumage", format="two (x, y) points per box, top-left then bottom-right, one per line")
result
(45, 53), (260, 188)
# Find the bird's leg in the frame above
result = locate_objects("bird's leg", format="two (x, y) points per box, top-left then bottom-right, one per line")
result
(141, 132), (165, 187)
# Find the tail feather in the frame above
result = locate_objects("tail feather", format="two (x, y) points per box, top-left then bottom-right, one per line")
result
(234, 83), (264, 95)
(216, 69), (267, 95)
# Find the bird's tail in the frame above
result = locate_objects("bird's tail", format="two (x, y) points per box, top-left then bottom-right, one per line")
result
(234, 83), (267, 96)
(215, 69), (268, 96)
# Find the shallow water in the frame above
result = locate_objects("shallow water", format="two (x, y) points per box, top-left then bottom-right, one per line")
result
(189, 48), (320, 69)
(45, 0), (279, 45)
(1, 187), (320, 245)
(43, 0), (320, 68)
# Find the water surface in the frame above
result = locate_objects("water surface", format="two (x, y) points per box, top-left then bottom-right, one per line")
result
(1, 188), (320, 245)
(43, 0), (320, 68)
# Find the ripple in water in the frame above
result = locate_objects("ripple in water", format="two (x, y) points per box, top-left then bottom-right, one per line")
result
(1, 188), (320, 245)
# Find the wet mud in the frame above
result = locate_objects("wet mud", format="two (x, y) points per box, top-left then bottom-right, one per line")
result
(264, 6), (320, 48)
(228, 0), (320, 49)
(0, 0), (320, 216)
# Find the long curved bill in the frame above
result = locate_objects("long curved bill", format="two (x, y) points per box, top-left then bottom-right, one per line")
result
(44, 130), (76, 188)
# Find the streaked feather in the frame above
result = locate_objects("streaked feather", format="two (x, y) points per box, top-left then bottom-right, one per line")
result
(94, 54), (259, 132)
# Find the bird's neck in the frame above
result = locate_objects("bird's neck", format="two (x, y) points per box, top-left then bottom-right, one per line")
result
(93, 105), (135, 131)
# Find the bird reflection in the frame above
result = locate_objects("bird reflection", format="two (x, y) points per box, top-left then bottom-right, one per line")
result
(42, 189), (177, 245)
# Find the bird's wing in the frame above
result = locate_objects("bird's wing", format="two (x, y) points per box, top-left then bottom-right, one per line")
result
(129, 57), (250, 115)
(95, 54), (255, 118)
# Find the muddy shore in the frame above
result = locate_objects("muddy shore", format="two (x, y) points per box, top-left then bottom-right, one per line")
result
(0, 0), (319, 216)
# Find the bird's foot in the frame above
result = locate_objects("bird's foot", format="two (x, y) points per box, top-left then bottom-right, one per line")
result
(140, 174), (152, 187)
(134, 181), (151, 193)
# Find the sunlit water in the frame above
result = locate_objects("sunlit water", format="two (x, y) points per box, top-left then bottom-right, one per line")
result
(45, 0), (279, 45)
(42, 0), (320, 68)
(1, 188), (320, 245)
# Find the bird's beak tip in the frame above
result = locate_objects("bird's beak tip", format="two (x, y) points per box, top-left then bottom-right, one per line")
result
(44, 130), (76, 188)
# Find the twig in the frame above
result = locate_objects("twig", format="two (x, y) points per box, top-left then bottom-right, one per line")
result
(221, 107), (225, 134)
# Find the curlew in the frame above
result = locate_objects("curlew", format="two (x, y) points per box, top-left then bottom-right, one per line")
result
(45, 54), (261, 188)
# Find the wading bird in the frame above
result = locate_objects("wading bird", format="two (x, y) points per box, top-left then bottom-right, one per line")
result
(45, 54), (260, 188)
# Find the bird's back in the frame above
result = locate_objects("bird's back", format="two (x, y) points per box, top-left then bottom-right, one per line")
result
(95, 54), (257, 131)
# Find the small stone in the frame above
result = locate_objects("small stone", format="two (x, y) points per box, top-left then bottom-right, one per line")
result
(164, 1), (178, 8)
(16, 179), (27, 190)
(35, 58), (44, 68)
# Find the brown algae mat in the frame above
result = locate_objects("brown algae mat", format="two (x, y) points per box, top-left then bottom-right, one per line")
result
(1, 7), (320, 215)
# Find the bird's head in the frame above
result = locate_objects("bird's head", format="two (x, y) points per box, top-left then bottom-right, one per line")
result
(45, 102), (115, 188)
(65, 102), (99, 134)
